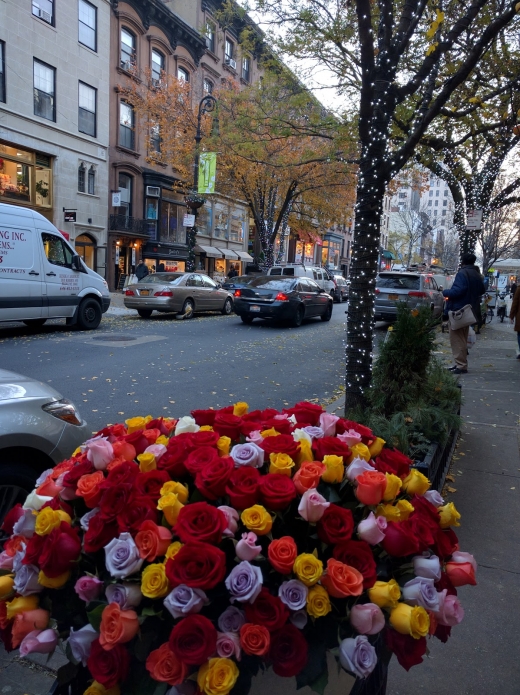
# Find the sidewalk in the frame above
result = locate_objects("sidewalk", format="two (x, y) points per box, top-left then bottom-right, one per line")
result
(105, 290), (135, 316)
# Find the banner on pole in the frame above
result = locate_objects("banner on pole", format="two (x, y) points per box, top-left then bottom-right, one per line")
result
(198, 152), (217, 194)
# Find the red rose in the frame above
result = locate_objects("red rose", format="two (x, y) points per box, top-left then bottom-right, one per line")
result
(174, 502), (227, 545)
(169, 614), (217, 666)
(312, 437), (351, 461)
(317, 505), (354, 545)
(191, 409), (217, 426)
(41, 497), (73, 516)
(242, 408), (271, 423)
(87, 639), (130, 688)
(84, 514), (119, 553)
(262, 418), (294, 435)
(213, 412), (243, 440)
(95, 423), (127, 441)
(191, 430), (221, 448)
(434, 624), (452, 643)
(435, 571), (458, 596)
(101, 461), (139, 488)
(381, 521), (421, 558)
(245, 588), (289, 631)
(22, 533), (45, 566)
(336, 419), (374, 445)
(372, 448), (412, 479)
(225, 467), (260, 509)
(269, 624), (308, 677)
(410, 495), (441, 527)
(134, 470), (170, 499)
(1, 504), (24, 535)
(384, 628), (426, 671)
(157, 443), (190, 478)
(165, 541), (227, 590)
(284, 401), (324, 426)
(433, 528), (459, 559)
(258, 474), (297, 511)
(38, 521), (81, 577)
(98, 484), (135, 519)
(333, 539), (377, 589)
(185, 446), (220, 477)
(61, 459), (95, 491)
(241, 421), (266, 437)
(124, 430), (150, 455)
(146, 417), (175, 435)
(195, 456), (234, 500)
(260, 435), (300, 462)
(408, 514), (436, 552)
(117, 495), (158, 534)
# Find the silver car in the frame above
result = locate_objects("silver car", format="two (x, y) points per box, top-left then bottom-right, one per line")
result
(374, 271), (444, 322)
(0, 369), (89, 525)
(123, 272), (234, 319)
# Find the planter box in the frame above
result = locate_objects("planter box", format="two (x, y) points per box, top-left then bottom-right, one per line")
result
(413, 419), (459, 492)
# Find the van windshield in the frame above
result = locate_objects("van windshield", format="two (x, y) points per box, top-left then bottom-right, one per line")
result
(377, 274), (420, 290)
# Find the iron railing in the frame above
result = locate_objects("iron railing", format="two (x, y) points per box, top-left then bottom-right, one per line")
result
(109, 214), (147, 234)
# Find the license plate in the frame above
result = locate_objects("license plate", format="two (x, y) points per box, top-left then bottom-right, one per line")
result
(250, 305), (260, 312)
(140, 290), (150, 296)
(388, 294), (399, 300)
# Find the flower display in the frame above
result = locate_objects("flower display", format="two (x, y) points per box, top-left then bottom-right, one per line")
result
(0, 402), (476, 692)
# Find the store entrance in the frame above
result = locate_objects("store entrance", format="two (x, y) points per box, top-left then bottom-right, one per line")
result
(75, 234), (96, 271)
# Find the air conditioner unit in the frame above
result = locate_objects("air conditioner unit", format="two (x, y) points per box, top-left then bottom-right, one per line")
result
(34, 6), (52, 22)
(146, 186), (160, 197)
(121, 60), (132, 71)
(225, 58), (237, 70)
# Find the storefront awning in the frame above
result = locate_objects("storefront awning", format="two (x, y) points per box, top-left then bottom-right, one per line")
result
(217, 248), (239, 260)
(59, 230), (70, 240)
(195, 245), (223, 258)
(235, 251), (254, 262)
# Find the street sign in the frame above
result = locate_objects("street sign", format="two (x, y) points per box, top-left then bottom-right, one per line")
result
(466, 209), (483, 229)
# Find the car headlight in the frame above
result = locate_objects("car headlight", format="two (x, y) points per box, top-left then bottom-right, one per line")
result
(103, 279), (109, 289)
(42, 399), (83, 426)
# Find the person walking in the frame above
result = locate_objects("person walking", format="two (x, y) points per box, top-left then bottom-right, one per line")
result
(443, 252), (486, 374)
(227, 264), (238, 279)
(136, 259), (149, 281)
(509, 286), (520, 359)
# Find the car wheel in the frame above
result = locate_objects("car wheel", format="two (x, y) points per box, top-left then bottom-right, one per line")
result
(221, 298), (233, 315)
(291, 306), (305, 327)
(76, 298), (102, 330)
(137, 309), (153, 319)
(182, 299), (194, 318)
(332, 291), (340, 303)
(0, 464), (38, 528)
(22, 319), (47, 327)
(321, 302), (333, 321)
(241, 315), (254, 324)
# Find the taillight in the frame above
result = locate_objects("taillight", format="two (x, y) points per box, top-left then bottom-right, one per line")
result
(154, 290), (173, 297)
(234, 289), (241, 297)
(375, 288), (380, 294)
(408, 291), (427, 298)
(125, 289), (135, 296)
(275, 292), (289, 301)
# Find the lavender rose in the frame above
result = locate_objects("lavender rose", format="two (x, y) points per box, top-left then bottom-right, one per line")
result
(68, 624), (98, 666)
(13, 564), (43, 596)
(402, 577), (440, 612)
(216, 631), (241, 660)
(12, 509), (36, 538)
(217, 606), (246, 633)
(80, 508), (100, 532)
(278, 580), (308, 611)
(412, 554), (441, 581)
(230, 442), (264, 469)
(346, 458), (376, 482)
(104, 532), (143, 579)
(301, 426), (324, 440)
(225, 561), (263, 603)
(290, 609), (308, 630)
(105, 583), (143, 610)
(424, 490), (444, 507)
(339, 636), (378, 679)
(164, 585), (208, 618)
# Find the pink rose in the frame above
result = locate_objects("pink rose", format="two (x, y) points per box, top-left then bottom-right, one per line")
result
(445, 551), (477, 587)
(236, 532), (262, 561)
(357, 512), (387, 545)
(144, 444), (167, 460)
(85, 436), (114, 470)
(75, 576), (104, 603)
(246, 431), (264, 445)
(0, 551), (14, 570)
(337, 429), (362, 447)
(218, 505), (239, 537)
(346, 458), (376, 482)
(298, 489), (330, 523)
(318, 412), (339, 437)
(349, 603), (385, 635)
(434, 591), (464, 626)
(19, 629), (58, 657)
(216, 631), (241, 660)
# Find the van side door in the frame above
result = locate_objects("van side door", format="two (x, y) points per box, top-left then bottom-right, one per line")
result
(0, 224), (44, 320)
(39, 231), (81, 317)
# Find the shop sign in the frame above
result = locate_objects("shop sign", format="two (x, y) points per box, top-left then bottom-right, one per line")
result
(64, 210), (76, 222)
(466, 209), (483, 229)
(183, 214), (196, 227)
(112, 192), (122, 207)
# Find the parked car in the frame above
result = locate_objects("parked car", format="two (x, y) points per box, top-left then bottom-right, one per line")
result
(267, 265), (336, 295)
(0, 369), (89, 526)
(374, 271), (444, 322)
(233, 275), (333, 326)
(123, 272), (234, 318)
(329, 274), (349, 302)
(221, 275), (255, 291)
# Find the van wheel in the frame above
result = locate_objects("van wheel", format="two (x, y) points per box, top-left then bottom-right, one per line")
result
(137, 309), (153, 319)
(76, 298), (102, 330)
(0, 464), (38, 528)
(23, 319), (47, 327)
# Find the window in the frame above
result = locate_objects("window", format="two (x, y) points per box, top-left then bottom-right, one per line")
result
(78, 82), (96, 137)
(121, 28), (136, 70)
(79, 0), (96, 51)
(177, 67), (189, 82)
(41, 233), (74, 267)
(150, 123), (161, 153)
(78, 163), (86, 192)
(443, 199), (447, 206)
(118, 173), (133, 217)
(119, 102), (134, 149)
(88, 166), (95, 195)
(428, 200), (432, 207)
(435, 200), (439, 207)
(436, 189), (439, 196)
(32, 0), (53, 25)
(33, 59), (55, 122)
(0, 42), (5, 103)
(159, 201), (186, 244)
(151, 49), (164, 84)
(242, 56), (251, 82)
(442, 209), (447, 217)
(203, 78), (213, 94)
(206, 21), (216, 53)
(444, 189), (448, 196)
(225, 39), (234, 62)
(429, 190), (433, 197)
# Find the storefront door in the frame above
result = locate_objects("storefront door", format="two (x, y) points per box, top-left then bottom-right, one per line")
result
(75, 234), (96, 271)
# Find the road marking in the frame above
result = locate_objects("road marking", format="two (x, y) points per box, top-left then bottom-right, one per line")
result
(78, 334), (167, 348)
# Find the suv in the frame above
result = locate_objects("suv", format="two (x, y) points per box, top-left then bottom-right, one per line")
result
(374, 271), (444, 322)
(267, 265), (335, 295)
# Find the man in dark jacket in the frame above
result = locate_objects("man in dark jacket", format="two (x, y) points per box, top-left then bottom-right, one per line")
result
(135, 260), (149, 281)
(443, 253), (486, 374)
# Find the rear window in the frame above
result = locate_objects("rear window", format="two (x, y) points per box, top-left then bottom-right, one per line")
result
(249, 277), (296, 291)
(269, 267), (282, 275)
(377, 274), (420, 290)
(282, 268), (295, 276)
(145, 273), (184, 284)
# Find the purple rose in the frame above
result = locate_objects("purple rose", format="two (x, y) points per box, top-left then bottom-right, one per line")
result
(217, 606), (246, 633)
(301, 426), (324, 439)
(68, 624), (98, 667)
(230, 442), (264, 469)
(413, 554), (441, 581)
(216, 631), (241, 660)
(424, 490), (444, 507)
(339, 635), (378, 679)
(13, 564), (43, 596)
(278, 580), (308, 611)
(75, 576), (104, 603)
(402, 577), (440, 612)
(13, 508), (36, 538)
(104, 532), (143, 579)
(36, 469), (54, 486)
(290, 609), (308, 629)
(163, 585), (208, 619)
(80, 508), (100, 532)
(349, 604), (385, 635)
(225, 561), (263, 603)
(105, 583), (143, 610)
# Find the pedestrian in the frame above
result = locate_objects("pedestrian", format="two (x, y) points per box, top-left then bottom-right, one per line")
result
(135, 259), (149, 281)
(509, 286), (520, 359)
(511, 281), (517, 297)
(443, 252), (486, 374)
(227, 264), (238, 279)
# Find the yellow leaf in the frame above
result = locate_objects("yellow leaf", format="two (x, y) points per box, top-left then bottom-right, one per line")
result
(446, 474), (455, 482)
(446, 486), (457, 493)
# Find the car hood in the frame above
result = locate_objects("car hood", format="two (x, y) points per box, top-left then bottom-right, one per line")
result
(0, 369), (62, 402)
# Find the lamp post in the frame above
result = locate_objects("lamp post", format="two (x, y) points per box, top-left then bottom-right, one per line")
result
(184, 94), (219, 271)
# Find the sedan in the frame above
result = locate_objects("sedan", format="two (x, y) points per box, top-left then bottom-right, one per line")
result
(123, 272), (234, 318)
(233, 276), (333, 327)
(0, 369), (89, 526)
(374, 271), (444, 322)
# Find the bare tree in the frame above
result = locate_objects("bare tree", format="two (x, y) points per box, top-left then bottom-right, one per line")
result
(479, 186), (520, 273)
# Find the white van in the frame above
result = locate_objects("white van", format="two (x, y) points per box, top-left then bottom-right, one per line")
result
(0, 204), (110, 329)
(267, 264), (335, 295)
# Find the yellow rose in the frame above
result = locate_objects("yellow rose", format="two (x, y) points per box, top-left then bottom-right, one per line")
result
(125, 416), (147, 433)
(0, 575), (15, 601)
(156, 435), (170, 446)
(141, 563), (170, 599)
(402, 469), (431, 496)
(390, 603), (430, 639)
(241, 505), (273, 535)
(233, 401), (249, 417)
(375, 503), (402, 522)
(6, 595), (39, 620)
(306, 585), (331, 618)
(160, 481), (189, 504)
(217, 436), (231, 457)
(368, 437), (386, 458)
(382, 474), (402, 502)
(349, 443), (371, 463)
(293, 553), (323, 587)
(368, 579), (401, 610)
(165, 541), (183, 560)
(261, 428), (280, 438)
(395, 499), (414, 520)
(137, 452), (156, 472)
(296, 440), (314, 465)
(72, 446), (82, 457)
(197, 658), (239, 695)
(321, 455), (344, 483)
(83, 682), (120, 695)
(269, 452), (295, 476)
(38, 570), (71, 589)
(200, 425), (214, 431)
(157, 493), (184, 526)
(35, 507), (72, 536)
(438, 502), (461, 528)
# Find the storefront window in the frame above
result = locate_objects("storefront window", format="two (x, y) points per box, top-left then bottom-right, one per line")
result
(214, 205), (229, 239)
(145, 198), (158, 240)
(197, 204), (212, 236)
(160, 201), (186, 244)
(0, 145), (53, 209)
(321, 240), (341, 269)
(35, 166), (52, 207)
(75, 233), (96, 270)
(230, 209), (245, 242)
(0, 159), (31, 202)
(295, 241), (314, 264)
(214, 258), (226, 277)
(146, 258), (186, 273)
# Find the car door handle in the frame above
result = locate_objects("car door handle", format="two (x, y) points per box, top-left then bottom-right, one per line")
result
(46, 272), (57, 277)
(29, 270), (40, 276)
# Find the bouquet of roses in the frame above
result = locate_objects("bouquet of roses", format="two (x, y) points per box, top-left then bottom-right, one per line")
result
(0, 401), (476, 695)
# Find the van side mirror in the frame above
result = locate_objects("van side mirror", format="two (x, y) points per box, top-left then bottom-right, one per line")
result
(438, 285), (443, 291)
(71, 255), (83, 271)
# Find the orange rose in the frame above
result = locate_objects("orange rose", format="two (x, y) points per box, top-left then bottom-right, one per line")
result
(146, 642), (188, 686)
(355, 471), (387, 506)
(76, 471), (105, 508)
(106, 457), (126, 471)
(293, 461), (326, 494)
(267, 536), (298, 574)
(239, 623), (270, 657)
(135, 520), (172, 561)
(36, 476), (63, 497)
(320, 558), (364, 598)
(142, 428), (161, 445)
(99, 602), (139, 651)
(49, 459), (74, 480)
(11, 609), (50, 648)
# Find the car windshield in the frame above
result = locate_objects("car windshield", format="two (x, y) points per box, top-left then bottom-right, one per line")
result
(377, 274), (420, 290)
(142, 273), (184, 285)
(249, 277), (296, 291)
